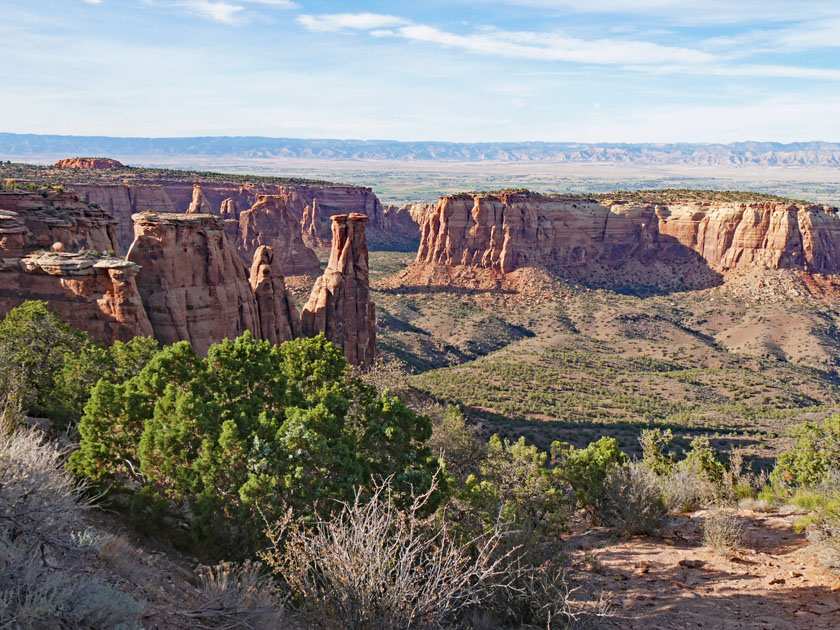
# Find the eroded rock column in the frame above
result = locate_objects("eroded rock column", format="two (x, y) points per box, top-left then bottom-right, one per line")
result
(301, 213), (376, 367)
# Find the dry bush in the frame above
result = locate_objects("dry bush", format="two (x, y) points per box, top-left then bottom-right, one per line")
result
(703, 509), (745, 555)
(0, 423), (85, 547)
(261, 479), (514, 630)
(176, 561), (286, 630)
(661, 467), (717, 513)
(0, 424), (143, 628)
(600, 462), (668, 536)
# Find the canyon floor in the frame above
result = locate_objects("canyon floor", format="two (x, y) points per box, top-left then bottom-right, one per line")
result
(367, 250), (840, 462)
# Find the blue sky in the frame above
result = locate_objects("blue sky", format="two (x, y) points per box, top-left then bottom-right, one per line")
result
(2, 0), (840, 142)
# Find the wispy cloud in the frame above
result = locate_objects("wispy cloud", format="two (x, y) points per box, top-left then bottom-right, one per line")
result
(465, 0), (840, 25)
(178, 1), (243, 24)
(243, 0), (298, 7)
(298, 12), (840, 81)
(298, 14), (714, 65)
(296, 13), (410, 33)
(177, 0), (296, 25)
(82, 0), (103, 4)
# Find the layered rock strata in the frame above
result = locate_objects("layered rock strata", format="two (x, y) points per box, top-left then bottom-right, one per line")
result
(301, 213), (376, 367)
(0, 252), (152, 342)
(126, 212), (261, 356)
(414, 192), (840, 279)
(0, 191), (119, 254)
(236, 195), (321, 276)
(54, 157), (126, 169)
(249, 246), (300, 345)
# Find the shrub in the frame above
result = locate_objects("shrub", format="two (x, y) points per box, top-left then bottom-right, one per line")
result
(703, 509), (745, 555)
(70, 332), (443, 553)
(639, 428), (676, 475)
(261, 479), (511, 630)
(178, 561), (285, 629)
(600, 462), (668, 535)
(0, 301), (87, 418)
(427, 406), (485, 486)
(772, 415), (840, 489)
(679, 436), (726, 484)
(554, 436), (628, 520)
(462, 435), (567, 550)
(0, 423), (143, 628)
(661, 466), (717, 512)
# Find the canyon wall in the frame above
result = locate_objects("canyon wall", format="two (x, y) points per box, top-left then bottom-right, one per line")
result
(0, 188), (377, 365)
(235, 195), (321, 276)
(301, 213), (376, 368)
(0, 191), (151, 342)
(0, 191), (118, 254)
(413, 192), (840, 283)
(71, 178), (398, 255)
(126, 212), (262, 356)
(0, 252), (153, 342)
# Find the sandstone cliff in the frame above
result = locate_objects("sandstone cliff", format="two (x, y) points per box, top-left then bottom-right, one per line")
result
(126, 212), (261, 356)
(73, 184), (176, 251)
(0, 252), (152, 342)
(412, 192), (840, 287)
(0, 191), (118, 254)
(236, 195), (321, 276)
(301, 213), (376, 367)
(54, 157), (126, 170)
(249, 246), (300, 345)
(379, 202), (432, 246)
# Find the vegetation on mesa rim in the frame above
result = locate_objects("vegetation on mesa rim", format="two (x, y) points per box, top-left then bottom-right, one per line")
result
(0, 161), (349, 188)
(460, 187), (816, 205)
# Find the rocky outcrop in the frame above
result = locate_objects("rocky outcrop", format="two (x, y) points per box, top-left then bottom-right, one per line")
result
(236, 195), (321, 276)
(54, 157), (126, 170)
(380, 202), (433, 246)
(0, 191), (119, 254)
(72, 184), (176, 251)
(413, 192), (840, 284)
(301, 214), (376, 367)
(187, 184), (214, 214)
(249, 246), (300, 345)
(126, 212), (261, 356)
(0, 252), (152, 342)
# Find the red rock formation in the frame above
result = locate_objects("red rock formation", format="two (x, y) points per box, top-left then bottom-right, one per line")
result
(301, 213), (376, 367)
(187, 184), (214, 214)
(54, 157), (126, 170)
(290, 186), (387, 248)
(249, 246), (300, 345)
(236, 195), (321, 276)
(72, 184), (177, 252)
(378, 202), (432, 247)
(126, 212), (261, 356)
(413, 192), (840, 283)
(0, 252), (152, 342)
(0, 191), (118, 254)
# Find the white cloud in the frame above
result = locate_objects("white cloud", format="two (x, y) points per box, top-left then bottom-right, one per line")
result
(178, 1), (244, 24)
(296, 13), (411, 33)
(82, 0), (103, 4)
(464, 1), (840, 25)
(393, 24), (715, 65)
(297, 12), (840, 81)
(176, 0), (296, 25)
(242, 0), (298, 6)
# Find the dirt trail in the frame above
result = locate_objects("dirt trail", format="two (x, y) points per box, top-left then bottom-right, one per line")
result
(568, 509), (840, 629)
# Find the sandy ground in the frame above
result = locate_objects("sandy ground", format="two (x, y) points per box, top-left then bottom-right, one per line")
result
(567, 509), (840, 630)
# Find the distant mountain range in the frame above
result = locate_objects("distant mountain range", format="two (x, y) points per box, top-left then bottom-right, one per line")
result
(2, 133), (840, 166)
